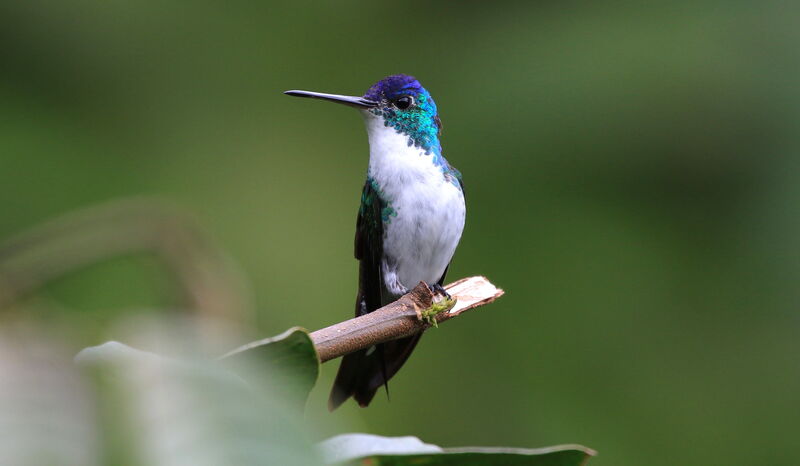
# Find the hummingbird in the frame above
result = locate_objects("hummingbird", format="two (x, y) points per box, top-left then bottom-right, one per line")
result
(285, 74), (465, 410)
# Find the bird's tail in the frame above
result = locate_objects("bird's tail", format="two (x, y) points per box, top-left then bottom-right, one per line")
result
(328, 334), (422, 411)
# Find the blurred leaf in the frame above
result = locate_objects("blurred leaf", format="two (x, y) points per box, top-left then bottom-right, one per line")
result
(217, 326), (320, 404)
(319, 433), (595, 466)
(320, 434), (442, 463)
(76, 339), (324, 466)
(0, 335), (99, 466)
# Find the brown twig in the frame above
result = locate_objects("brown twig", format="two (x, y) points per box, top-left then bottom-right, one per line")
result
(310, 276), (504, 363)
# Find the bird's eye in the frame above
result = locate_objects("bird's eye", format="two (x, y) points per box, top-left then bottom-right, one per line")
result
(394, 96), (414, 109)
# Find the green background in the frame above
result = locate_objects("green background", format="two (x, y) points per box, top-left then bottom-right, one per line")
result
(2, 2), (799, 465)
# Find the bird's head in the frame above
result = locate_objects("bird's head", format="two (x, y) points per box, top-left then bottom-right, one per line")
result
(285, 74), (441, 155)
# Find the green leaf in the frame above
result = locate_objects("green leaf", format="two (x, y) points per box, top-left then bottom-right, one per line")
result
(76, 340), (325, 466)
(217, 327), (320, 404)
(318, 434), (595, 466)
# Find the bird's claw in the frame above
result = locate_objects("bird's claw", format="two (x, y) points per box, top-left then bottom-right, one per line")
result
(427, 282), (452, 301)
(418, 282), (456, 328)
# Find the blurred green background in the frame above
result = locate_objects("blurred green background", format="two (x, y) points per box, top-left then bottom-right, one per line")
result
(2, 1), (800, 465)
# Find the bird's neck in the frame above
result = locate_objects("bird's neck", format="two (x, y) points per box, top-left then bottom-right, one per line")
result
(362, 111), (447, 196)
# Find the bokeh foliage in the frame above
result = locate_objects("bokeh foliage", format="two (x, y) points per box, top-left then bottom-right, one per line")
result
(2, 1), (800, 465)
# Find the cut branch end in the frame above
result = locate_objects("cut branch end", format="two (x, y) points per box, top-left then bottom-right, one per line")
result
(310, 276), (504, 363)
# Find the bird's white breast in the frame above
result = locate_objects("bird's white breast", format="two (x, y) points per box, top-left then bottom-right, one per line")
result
(361, 111), (466, 295)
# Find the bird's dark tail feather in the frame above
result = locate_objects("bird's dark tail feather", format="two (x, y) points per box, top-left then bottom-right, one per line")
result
(328, 334), (422, 411)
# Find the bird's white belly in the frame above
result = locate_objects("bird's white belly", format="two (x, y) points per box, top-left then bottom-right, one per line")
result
(363, 110), (466, 296)
(382, 180), (465, 292)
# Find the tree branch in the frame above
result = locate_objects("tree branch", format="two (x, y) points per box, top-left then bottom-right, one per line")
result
(310, 276), (504, 363)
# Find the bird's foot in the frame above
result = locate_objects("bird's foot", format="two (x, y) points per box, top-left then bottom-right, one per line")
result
(418, 283), (456, 328)
(428, 283), (452, 301)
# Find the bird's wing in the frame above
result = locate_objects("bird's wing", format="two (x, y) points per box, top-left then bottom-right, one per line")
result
(353, 179), (385, 316)
(329, 179), (390, 410)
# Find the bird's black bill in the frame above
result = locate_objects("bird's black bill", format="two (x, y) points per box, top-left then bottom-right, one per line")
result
(284, 90), (378, 108)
